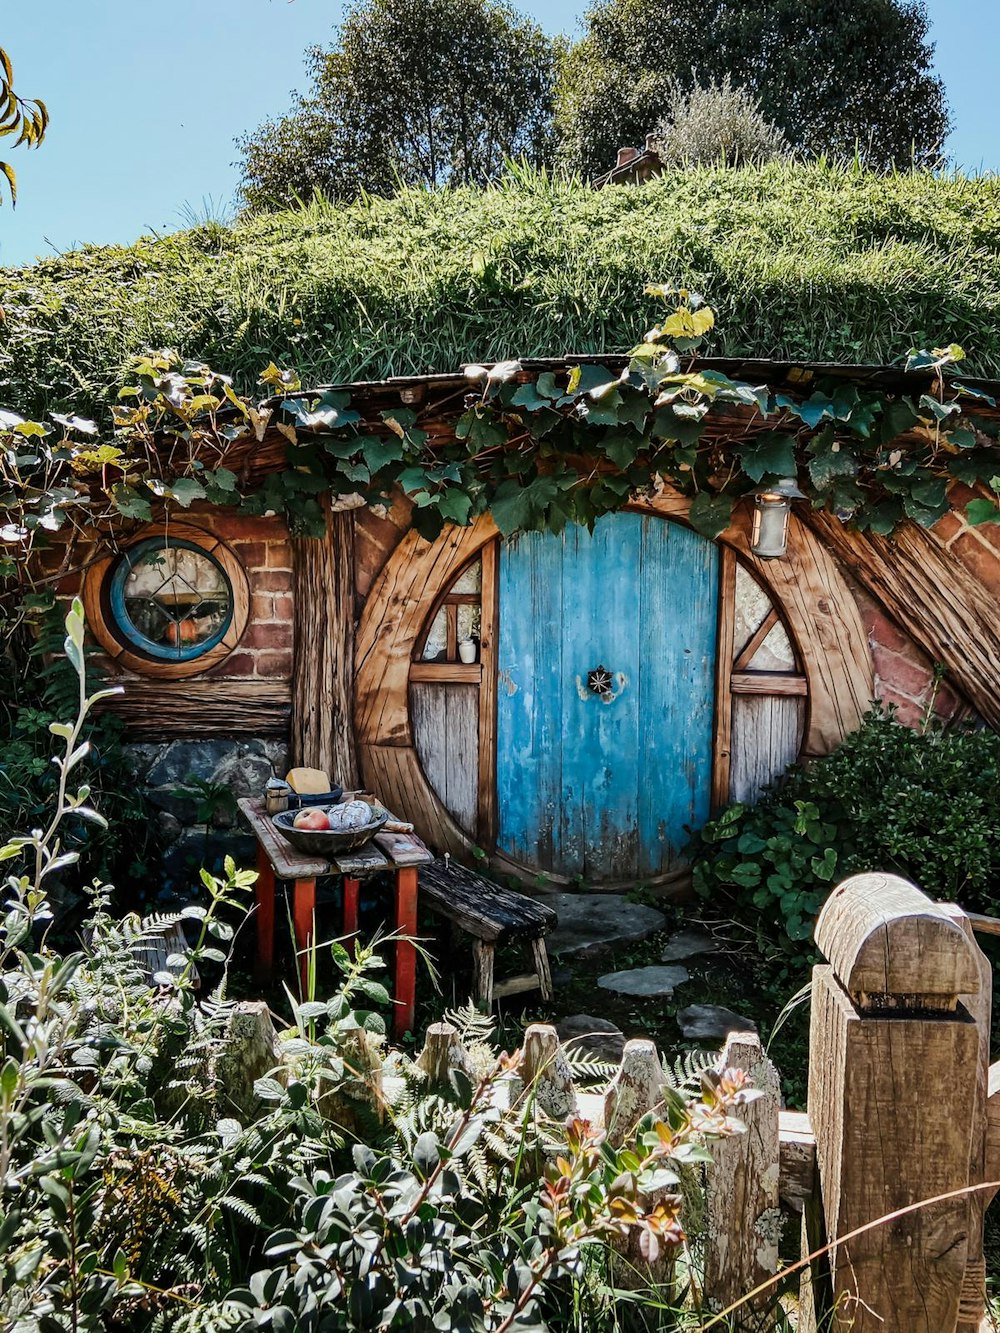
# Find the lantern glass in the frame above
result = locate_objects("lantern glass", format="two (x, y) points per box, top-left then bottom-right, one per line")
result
(750, 493), (791, 559)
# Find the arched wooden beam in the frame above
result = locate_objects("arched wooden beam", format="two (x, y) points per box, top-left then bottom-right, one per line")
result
(806, 511), (1000, 729)
(354, 496), (874, 857)
(355, 516), (499, 854)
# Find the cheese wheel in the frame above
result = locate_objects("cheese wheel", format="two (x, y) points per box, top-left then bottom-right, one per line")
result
(285, 766), (331, 795)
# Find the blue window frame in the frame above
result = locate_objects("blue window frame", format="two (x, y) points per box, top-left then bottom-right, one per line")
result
(108, 537), (235, 663)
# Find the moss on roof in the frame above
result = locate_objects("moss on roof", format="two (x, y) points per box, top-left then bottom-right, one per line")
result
(4, 162), (1000, 417)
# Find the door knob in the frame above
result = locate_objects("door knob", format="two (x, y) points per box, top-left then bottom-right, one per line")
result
(587, 665), (614, 698)
(576, 665), (626, 704)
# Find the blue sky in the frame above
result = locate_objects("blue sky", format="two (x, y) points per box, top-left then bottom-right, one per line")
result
(0, 0), (994, 267)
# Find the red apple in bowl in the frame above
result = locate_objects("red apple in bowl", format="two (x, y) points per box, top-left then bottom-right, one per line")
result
(292, 808), (329, 831)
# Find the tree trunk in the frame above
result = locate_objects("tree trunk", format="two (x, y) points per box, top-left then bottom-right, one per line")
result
(291, 499), (359, 787)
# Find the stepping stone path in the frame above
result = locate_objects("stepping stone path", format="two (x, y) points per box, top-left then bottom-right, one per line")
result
(556, 1015), (626, 1065)
(597, 965), (689, 998)
(676, 1004), (757, 1041)
(545, 894), (666, 958)
(660, 928), (718, 963)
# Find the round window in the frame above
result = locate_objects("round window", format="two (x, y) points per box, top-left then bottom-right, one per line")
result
(108, 537), (235, 662)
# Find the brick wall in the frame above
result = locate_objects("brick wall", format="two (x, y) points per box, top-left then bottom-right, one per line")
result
(38, 510), (294, 684)
(205, 512), (293, 682)
(853, 483), (1000, 730)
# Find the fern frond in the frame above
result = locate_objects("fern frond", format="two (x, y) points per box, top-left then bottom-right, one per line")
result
(663, 1047), (717, 1093)
(217, 1194), (263, 1226)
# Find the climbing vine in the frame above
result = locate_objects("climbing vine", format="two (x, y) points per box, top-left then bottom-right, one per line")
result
(2, 287), (1000, 580)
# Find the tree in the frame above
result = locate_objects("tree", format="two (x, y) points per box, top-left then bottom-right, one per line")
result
(0, 46), (47, 205)
(652, 75), (791, 167)
(237, 0), (556, 211)
(556, 0), (950, 178)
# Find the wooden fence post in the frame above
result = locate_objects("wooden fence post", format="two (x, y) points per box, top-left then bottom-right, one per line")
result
(703, 1031), (781, 1327)
(807, 873), (982, 1333)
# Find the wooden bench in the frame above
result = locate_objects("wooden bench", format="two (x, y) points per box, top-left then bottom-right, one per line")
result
(419, 859), (558, 1008)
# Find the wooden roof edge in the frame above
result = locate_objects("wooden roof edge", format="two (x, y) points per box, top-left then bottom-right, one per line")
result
(259, 355), (1000, 410)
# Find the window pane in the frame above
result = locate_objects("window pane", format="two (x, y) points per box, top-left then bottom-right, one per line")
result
(421, 608), (449, 661)
(451, 559), (482, 595)
(747, 621), (796, 672)
(733, 563), (772, 663)
(117, 541), (233, 660)
(457, 604), (481, 644)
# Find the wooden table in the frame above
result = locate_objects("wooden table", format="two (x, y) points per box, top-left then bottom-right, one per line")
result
(237, 797), (433, 1038)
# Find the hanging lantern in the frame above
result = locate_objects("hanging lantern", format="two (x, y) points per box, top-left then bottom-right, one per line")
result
(750, 478), (806, 560)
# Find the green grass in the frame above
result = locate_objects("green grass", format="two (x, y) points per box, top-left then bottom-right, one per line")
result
(6, 161), (1000, 418)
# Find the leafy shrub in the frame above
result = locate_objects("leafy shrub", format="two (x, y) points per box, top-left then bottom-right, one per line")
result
(690, 708), (1000, 952)
(651, 76), (791, 168)
(0, 601), (755, 1331)
(0, 597), (155, 911)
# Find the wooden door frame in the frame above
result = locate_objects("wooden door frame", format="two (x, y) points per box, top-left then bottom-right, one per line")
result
(354, 494), (874, 864)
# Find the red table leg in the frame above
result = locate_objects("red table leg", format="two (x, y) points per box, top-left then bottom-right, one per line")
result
(343, 877), (360, 952)
(393, 866), (418, 1040)
(292, 877), (317, 998)
(254, 845), (276, 983)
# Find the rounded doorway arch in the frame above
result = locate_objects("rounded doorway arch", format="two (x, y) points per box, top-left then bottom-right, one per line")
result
(355, 492), (873, 882)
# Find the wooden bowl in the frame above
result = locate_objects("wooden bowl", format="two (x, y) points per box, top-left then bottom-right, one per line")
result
(270, 807), (389, 858)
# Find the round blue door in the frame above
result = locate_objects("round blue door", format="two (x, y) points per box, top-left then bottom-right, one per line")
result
(496, 513), (719, 884)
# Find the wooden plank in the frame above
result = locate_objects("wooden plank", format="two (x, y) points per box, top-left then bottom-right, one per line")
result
(704, 1031), (781, 1324)
(418, 859), (557, 943)
(356, 514), (498, 749)
(497, 525), (567, 875)
(628, 492), (873, 756)
(637, 512), (718, 879)
(711, 546), (737, 812)
(806, 511), (998, 728)
(730, 671), (808, 695)
(254, 843), (277, 981)
(571, 519), (642, 882)
(808, 964), (978, 1332)
(492, 973), (543, 999)
(778, 1109), (817, 1213)
(730, 694), (805, 805)
(409, 662), (482, 683)
(360, 741), (474, 858)
(104, 679), (291, 737)
(733, 606), (780, 670)
(238, 796), (328, 879)
(394, 866), (418, 1037)
(410, 682), (479, 836)
(966, 911), (1000, 938)
(291, 500), (358, 787)
(944, 908), (993, 1333)
(332, 844), (389, 876)
(446, 602), (458, 661)
(373, 829), (434, 866)
(478, 538), (499, 849)
(814, 871), (982, 1005)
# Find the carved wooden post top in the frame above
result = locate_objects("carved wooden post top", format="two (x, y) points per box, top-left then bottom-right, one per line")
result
(815, 872), (981, 1010)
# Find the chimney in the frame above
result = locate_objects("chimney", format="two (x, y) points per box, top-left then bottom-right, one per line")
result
(616, 146), (639, 168)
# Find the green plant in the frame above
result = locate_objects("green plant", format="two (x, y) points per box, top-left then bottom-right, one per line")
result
(651, 75), (791, 168)
(554, 0), (948, 177)
(227, 1068), (756, 1331)
(690, 707), (1000, 959)
(0, 44), (47, 205)
(237, 0), (556, 210)
(0, 597), (155, 909)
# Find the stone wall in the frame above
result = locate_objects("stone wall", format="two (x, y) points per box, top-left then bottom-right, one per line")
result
(127, 736), (289, 890)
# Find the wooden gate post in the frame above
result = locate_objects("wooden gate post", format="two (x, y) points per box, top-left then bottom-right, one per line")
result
(807, 873), (983, 1333)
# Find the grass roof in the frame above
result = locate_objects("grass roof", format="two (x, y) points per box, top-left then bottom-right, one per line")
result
(4, 161), (1000, 417)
